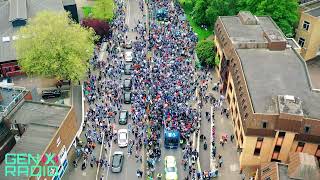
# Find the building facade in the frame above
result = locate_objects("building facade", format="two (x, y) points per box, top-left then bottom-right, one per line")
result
(295, 0), (320, 61)
(214, 11), (320, 175)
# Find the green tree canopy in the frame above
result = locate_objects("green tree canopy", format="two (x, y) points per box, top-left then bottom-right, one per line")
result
(92, 0), (115, 21)
(192, 0), (209, 26)
(14, 11), (97, 82)
(196, 40), (216, 67)
(238, 0), (299, 37)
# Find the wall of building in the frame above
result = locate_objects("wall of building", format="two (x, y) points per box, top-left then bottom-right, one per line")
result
(295, 12), (320, 60)
(30, 107), (78, 180)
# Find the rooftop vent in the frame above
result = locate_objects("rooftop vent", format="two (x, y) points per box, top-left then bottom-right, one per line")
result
(2, 36), (10, 42)
(238, 11), (259, 25)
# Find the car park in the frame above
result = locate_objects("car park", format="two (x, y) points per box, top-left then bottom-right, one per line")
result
(164, 156), (178, 180)
(117, 129), (128, 147)
(111, 151), (124, 173)
(123, 92), (132, 104)
(119, 110), (129, 125)
(123, 78), (132, 91)
(124, 64), (133, 75)
(125, 51), (133, 62)
(42, 89), (61, 99)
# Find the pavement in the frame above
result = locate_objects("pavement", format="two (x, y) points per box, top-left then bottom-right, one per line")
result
(198, 70), (242, 179)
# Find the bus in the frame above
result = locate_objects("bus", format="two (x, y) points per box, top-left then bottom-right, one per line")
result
(164, 129), (180, 149)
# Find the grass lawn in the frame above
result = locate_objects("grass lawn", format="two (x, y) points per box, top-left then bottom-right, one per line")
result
(179, 0), (213, 41)
(82, 6), (92, 18)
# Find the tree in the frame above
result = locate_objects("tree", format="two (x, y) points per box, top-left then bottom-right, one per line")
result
(14, 11), (97, 82)
(82, 18), (111, 40)
(196, 40), (216, 67)
(237, 0), (299, 37)
(205, 0), (231, 27)
(91, 0), (115, 21)
(192, 0), (209, 26)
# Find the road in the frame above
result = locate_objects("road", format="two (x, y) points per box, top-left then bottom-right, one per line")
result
(100, 0), (146, 180)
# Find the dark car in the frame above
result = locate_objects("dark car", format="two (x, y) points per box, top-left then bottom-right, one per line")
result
(123, 92), (132, 104)
(123, 79), (132, 91)
(119, 110), (129, 125)
(111, 151), (124, 173)
(124, 64), (133, 75)
(42, 89), (61, 99)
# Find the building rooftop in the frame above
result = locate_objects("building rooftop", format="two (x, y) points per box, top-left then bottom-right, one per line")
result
(236, 48), (320, 119)
(300, 0), (320, 11)
(0, 0), (64, 62)
(306, 6), (320, 17)
(0, 85), (27, 120)
(0, 101), (70, 180)
(10, 101), (70, 126)
(219, 14), (286, 44)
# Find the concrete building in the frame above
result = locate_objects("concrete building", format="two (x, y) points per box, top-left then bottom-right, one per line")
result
(0, 0), (79, 77)
(255, 153), (320, 180)
(214, 11), (320, 176)
(295, 0), (320, 61)
(0, 84), (83, 180)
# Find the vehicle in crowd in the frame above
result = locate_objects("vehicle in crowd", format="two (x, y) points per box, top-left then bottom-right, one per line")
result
(125, 51), (133, 62)
(123, 78), (132, 91)
(118, 129), (128, 147)
(164, 156), (178, 180)
(124, 64), (133, 75)
(164, 129), (180, 149)
(119, 110), (129, 125)
(41, 89), (61, 99)
(123, 92), (132, 104)
(123, 40), (132, 49)
(111, 151), (124, 173)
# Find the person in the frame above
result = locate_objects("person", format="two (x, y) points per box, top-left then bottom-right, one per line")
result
(219, 156), (223, 167)
(204, 141), (207, 150)
(157, 173), (162, 179)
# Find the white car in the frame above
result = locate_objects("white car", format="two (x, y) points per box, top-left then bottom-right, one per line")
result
(125, 51), (133, 62)
(118, 129), (128, 147)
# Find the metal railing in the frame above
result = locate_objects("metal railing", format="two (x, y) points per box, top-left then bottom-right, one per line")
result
(0, 86), (27, 121)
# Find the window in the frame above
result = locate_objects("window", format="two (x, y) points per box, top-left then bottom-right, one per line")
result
(239, 86), (243, 91)
(272, 146), (281, 160)
(304, 126), (310, 134)
(298, 37), (305, 47)
(315, 145), (320, 157)
(243, 105), (247, 110)
(303, 21), (310, 31)
(296, 142), (305, 152)
(254, 137), (264, 156)
(262, 121), (268, 128)
(276, 132), (285, 146)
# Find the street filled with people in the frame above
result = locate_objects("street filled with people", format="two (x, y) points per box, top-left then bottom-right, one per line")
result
(72, 0), (235, 179)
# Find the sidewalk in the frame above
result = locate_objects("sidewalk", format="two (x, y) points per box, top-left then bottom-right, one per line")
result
(198, 69), (241, 179)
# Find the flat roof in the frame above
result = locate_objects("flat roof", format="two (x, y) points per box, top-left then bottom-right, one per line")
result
(306, 6), (320, 16)
(10, 101), (70, 127)
(236, 48), (320, 119)
(307, 56), (320, 89)
(0, 101), (70, 180)
(219, 16), (285, 43)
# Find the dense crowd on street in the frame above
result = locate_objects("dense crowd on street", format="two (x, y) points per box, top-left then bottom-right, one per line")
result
(72, 0), (235, 179)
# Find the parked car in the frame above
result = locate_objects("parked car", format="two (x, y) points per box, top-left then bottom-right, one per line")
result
(123, 92), (132, 104)
(123, 78), (132, 91)
(125, 51), (133, 62)
(124, 64), (133, 75)
(119, 110), (129, 125)
(118, 129), (128, 147)
(123, 40), (132, 49)
(111, 151), (124, 173)
(164, 156), (178, 180)
(42, 89), (61, 99)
